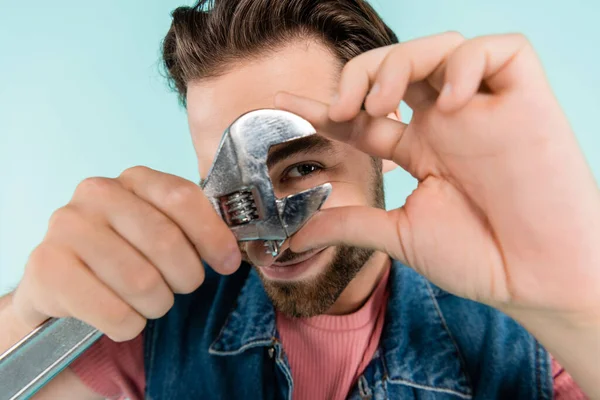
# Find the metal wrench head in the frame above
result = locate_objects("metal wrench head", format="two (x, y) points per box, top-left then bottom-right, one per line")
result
(201, 109), (331, 254)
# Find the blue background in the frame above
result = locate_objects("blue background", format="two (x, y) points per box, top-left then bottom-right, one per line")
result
(1, 0), (598, 293)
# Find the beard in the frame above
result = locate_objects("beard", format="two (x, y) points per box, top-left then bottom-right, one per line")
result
(254, 158), (386, 318)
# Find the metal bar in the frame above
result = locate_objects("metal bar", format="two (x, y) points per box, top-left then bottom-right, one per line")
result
(0, 318), (102, 400)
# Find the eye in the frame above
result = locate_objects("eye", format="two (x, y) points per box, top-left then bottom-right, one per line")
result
(283, 163), (323, 180)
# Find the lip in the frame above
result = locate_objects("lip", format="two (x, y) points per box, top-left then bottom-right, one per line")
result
(272, 247), (326, 267)
(259, 247), (327, 281)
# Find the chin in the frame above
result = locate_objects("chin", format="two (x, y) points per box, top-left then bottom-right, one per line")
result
(254, 244), (375, 318)
(256, 246), (334, 282)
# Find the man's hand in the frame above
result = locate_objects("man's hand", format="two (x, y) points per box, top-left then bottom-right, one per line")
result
(12, 166), (241, 342)
(275, 32), (600, 393)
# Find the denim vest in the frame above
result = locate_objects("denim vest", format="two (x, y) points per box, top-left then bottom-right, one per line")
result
(143, 261), (553, 399)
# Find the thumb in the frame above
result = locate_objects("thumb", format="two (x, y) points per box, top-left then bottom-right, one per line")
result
(289, 206), (409, 265)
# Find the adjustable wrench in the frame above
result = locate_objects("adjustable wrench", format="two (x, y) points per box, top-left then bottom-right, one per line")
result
(0, 109), (330, 399)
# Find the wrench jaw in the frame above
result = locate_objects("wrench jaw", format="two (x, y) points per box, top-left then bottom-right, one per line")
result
(257, 182), (332, 257)
(202, 109), (332, 258)
(276, 182), (332, 238)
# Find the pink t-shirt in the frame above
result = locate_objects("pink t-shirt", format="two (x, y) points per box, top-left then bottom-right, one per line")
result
(71, 269), (586, 399)
(275, 267), (390, 400)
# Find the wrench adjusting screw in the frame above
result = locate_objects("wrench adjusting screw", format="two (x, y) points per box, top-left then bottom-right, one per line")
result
(220, 189), (259, 225)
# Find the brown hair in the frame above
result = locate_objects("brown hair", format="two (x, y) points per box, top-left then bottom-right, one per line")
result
(162, 0), (398, 105)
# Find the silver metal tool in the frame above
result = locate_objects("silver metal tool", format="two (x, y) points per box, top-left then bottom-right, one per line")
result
(0, 318), (101, 400)
(201, 108), (332, 257)
(0, 109), (331, 399)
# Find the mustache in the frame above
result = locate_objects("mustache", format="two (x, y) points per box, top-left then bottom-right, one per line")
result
(239, 242), (315, 265)
(274, 247), (316, 263)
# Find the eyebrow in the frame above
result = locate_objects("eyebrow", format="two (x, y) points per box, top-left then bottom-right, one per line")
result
(266, 135), (334, 170)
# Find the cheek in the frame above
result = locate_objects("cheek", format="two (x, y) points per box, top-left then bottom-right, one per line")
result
(321, 154), (376, 210)
(196, 144), (219, 179)
(322, 181), (373, 209)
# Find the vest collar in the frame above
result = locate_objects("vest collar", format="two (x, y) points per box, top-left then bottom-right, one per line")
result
(380, 262), (472, 398)
(209, 261), (472, 397)
(208, 266), (276, 355)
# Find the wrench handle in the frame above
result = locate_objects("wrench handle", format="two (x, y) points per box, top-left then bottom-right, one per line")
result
(0, 318), (102, 400)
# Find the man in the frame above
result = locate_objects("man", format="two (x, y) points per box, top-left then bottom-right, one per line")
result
(0, 0), (597, 398)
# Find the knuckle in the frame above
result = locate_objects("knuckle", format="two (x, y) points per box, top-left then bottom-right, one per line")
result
(26, 243), (55, 271)
(22, 245), (75, 324)
(174, 267), (205, 294)
(26, 243), (64, 281)
(510, 32), (531, 47)
(75, 177), (116, 198)
(468, 35), (491, 48)
(124, 266), (164, 297)
(106, 304), (132, 326)
(149, 293), (175, 319)
(104, 302), (131, 325)
(162, 181), (199, 208)
(443, 30), (465, 42)
(153, 223), (185, 254)
(384, 46), (407, 69)
(104, 306), (145, 341)
(340, 58), (361, 78)
(119, 165), (150, 181)
(47, 205), (82, 232)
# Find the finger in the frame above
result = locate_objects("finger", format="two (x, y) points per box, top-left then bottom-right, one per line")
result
(46, 206), (176, 319)
(18, 243), (146, 342)
(437, 33), (539, 112)
(13, 244), (68, 328)
(275, 92), (414, 172)
(364, 32), (465, 118)
(329, 45), (392, 122)
(331, 32), (465, 121)
(116, 168), (242, 274)
(288, 206), (409, 266)
(60, 257), (147, 342)
(71, 177), (208, 293)
(403, 81), (441, 111)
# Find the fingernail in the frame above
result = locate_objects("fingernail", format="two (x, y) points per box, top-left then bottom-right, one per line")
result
(330, 93), (339, 106)
(369, 83), (380, 96)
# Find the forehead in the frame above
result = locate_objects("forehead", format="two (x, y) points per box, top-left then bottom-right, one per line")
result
(186, 40), (341, 176)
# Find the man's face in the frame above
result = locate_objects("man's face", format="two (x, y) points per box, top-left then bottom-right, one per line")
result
(187, 40), (385, 317)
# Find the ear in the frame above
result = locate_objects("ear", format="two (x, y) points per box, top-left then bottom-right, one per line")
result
(381, 110), (401, 173)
